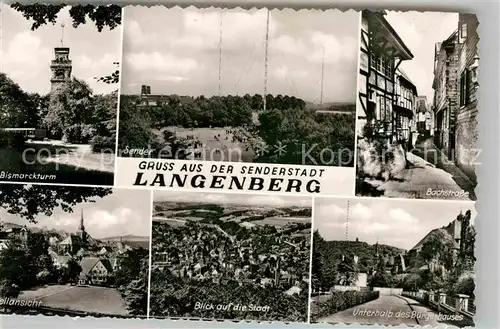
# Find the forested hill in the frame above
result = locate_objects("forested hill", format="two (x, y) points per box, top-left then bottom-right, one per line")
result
(153, 202), (312, 219)
(318, 239), (405, 268)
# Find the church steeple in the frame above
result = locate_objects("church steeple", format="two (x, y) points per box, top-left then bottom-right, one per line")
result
(78, 209), (86, 241)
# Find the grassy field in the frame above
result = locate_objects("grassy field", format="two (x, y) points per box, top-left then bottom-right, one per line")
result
(155, 127), (255, 162)
(19, 284), (128, 315)
(251, 216), (311, 227)
(153, 217), (187, 227)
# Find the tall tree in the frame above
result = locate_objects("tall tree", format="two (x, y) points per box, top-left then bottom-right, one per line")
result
(119, 256), (149, 316)
(43, 77), (94, 141)
(0, 73), (32, 128)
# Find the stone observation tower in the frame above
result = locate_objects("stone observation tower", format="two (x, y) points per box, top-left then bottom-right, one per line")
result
(48, 23), (72, 138)
(50, 24), (72, 92)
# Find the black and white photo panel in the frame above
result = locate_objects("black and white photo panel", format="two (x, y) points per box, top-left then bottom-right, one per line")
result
(0, 183), (151, 318)
(149, 190), (312, 322)
(355, 10), (479, 201)
(311, 196), (476, 328)
(1, 4), (122, 186)
(114, 6), (360, 196)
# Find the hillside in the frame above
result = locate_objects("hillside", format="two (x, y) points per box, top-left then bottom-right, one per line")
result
(410, 227), (454, 252)
(315, 237), (405, 275)
(152, 202), (311, 238)
(323, 240), (404, 260)
(153, 202), (312, 224)
(0, 221), (69, 239)
(99, 235), (150, 250)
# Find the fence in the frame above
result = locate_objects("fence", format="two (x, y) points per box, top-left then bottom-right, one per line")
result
(310, 289), (380, 321)
(402, 290), (475, 321)
(373, 287), (403, 295)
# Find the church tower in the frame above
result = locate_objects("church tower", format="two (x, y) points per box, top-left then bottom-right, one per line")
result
(78, 209), (87, 243)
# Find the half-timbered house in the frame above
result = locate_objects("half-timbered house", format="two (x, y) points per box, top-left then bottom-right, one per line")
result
(357, 10), (415, 147)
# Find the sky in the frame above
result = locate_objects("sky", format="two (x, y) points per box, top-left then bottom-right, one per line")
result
(154, 191), (311, 208)
(384, 11), (459, 103)
(121, 7), (359, 103)
(0, 188), (151, 239)
(314, 197), (476, 250)
(1, 4), (122, 95)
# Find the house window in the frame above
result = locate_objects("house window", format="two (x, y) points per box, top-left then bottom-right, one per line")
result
(370, 54), (376, 69)
(377, 57), (383, 72)
(460, 23), (468, 39)
(384, 61), (392, 77)
(460, 69), (469, 107)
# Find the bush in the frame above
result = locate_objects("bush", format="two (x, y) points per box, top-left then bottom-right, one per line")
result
(90, 135), (116, 153)
(312, 290), (380, 321)
(0, 131), (25, 149)
(36, 270), (51, 284)
(357, 138), (406, 180)
(63, 124), (96, 144)
(0, 280), (20, 298)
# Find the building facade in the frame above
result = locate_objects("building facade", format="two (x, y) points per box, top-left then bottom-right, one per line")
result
(394, 68), (418, 147)
(416, 96), (434, 137)
(357, 10), (415, 148)
(456, 14), (479, 185)
(137, 85), (169, 107)
(432, 30), (459, 159)
(432, 15), (479, 185)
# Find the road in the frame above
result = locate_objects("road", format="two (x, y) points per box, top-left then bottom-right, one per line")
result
(359, 152), (474, 200)
(19, 284), (129, 315)
(27, 140), (115, 173)
(318, 295), (440, 326)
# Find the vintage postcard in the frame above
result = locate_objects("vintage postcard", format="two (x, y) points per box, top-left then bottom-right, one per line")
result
(0, 4), (121, 186)
(355, 10), (479, 201)
(311, 196), (476, 327)
(0, 184), (150, 318)
(149, 191), (311, 322)
(0, 2), (481, 327)
(114, 6), (360, 196)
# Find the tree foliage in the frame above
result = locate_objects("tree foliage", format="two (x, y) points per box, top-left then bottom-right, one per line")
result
(120, 93), (355, 166)
(0, 184), (112, 223)
(255, 108), (354, 166)
(0, 73), (35, 129)
(44, 78), (94, 141)
(117, 250), (149, 316)
(95, 62), (120, 85)
(10, 3), (121, 32)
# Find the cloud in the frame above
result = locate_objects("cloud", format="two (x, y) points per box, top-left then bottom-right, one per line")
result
(87, 208), (132, 230)
(2, 32), (52, 87)
(125, 52), (199, 74)
(384, 11), (458, 101)
(350, 203), (373, 222)
(314, 198), (471, 250)
(121, 7), (358, 103)
(3, 5), (121, 95)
